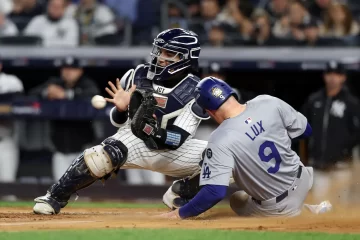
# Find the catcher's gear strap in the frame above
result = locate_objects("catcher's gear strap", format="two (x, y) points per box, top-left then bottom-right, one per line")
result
(110, 107), (128, 127)
(120, 64), (145, 90)
(45, 154), (97, 205)
(84, 138), (128, 178)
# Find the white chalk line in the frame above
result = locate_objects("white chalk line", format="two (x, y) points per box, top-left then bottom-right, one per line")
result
(0, 220), (98, 226)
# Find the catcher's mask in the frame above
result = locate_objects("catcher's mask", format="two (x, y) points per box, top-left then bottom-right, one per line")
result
(147, 28), (201, 82)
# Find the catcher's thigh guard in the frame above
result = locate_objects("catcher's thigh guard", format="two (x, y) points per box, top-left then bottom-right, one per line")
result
(84, 138), (128, 178)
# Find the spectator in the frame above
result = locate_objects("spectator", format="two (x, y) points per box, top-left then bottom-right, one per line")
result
(9, 0), (45, 31)
(262, 0), (290, 24)
(308, 0), (331, 20)
(216, 0), (253, 28)
(0, 9), (19, 36)
(246, 9), (279, 46)
(166, 2), (188, 30)
(29, 57), (99, 180)
(66, 0), (117, 45)
(296, 17), (344, 46)
(299, 17), (321, 46)
(186, 0), (201, 17)
(319, 2), (360, 38)
(207, 22), (229, 46)
(215, 0), (254, 41)
(0, 57), (24, 183)
(272, 0), (310, 41)
(203, 62), (225, 80)
(23, 0), (79, 47)
(200, 0), (220, 22)
(191, 0), (221, 42)
(302, 61), (360, 204)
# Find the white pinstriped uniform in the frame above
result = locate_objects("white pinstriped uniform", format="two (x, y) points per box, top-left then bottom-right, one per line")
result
(108, 74), (208, 178)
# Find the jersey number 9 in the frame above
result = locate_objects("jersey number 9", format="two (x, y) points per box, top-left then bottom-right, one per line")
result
(258, 141), (282, 174)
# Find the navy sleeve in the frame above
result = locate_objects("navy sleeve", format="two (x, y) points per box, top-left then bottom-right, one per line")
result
(294, 122), (312, 140)
(178, 184), (227, 219)
(110, 107), (128, 126)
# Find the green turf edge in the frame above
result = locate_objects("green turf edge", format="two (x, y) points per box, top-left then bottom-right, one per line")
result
(0, 229), (358, 240)
(0, 201), (166, 208)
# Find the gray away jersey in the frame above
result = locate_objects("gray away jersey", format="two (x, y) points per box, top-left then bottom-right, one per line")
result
(200, 95), (308, 200)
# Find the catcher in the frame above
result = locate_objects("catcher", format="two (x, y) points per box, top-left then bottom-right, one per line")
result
(33, 28), (210, 214)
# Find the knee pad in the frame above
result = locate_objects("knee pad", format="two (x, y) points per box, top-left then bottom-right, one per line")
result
(84, 138), (128, 178)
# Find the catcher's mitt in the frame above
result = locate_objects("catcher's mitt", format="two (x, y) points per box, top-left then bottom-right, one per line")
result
(130, 89), (159, 148)
(128, 89), (149, 119)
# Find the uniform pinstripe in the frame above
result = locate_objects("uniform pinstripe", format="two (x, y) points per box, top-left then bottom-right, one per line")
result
(108, 71), (209, 178)
(110, 102), (207, 177)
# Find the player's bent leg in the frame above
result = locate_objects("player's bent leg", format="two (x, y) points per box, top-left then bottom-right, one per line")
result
(163, 172), (201, 209)
(33, 138), (128, 215)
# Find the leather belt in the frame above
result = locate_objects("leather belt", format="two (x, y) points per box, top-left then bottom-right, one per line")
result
(252, 166), (303, 205)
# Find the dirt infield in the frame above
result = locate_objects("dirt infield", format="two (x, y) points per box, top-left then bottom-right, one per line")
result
(1, 205), (360, 233)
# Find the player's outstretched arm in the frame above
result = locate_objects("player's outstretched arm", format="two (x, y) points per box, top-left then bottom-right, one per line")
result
(158, 184), (227, 219)
(105, 71), (137, 127)
(160, 140), (234, 219)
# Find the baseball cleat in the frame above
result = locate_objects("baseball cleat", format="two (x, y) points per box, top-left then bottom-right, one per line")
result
(315, 200), (332, 214)
(304, 200), (332, 214)
(33, 193), (62, 215)
(33, 202), (56, 215)
(162, 184), (179, 210)
(172, 197), (190, 208)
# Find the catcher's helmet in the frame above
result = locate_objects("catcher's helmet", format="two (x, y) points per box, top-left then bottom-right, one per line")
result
(147, 28), (201, 81)
(194, 77), (238, 110)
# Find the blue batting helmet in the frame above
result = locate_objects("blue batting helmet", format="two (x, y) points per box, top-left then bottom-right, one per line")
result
(194, 77), (238, 110)
(147, 28), (201, 81)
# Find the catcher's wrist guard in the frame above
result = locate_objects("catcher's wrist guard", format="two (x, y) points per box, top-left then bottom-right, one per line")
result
(111, 108), (128, 125)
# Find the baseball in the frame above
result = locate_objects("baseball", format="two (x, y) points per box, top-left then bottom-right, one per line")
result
(91, 95), (106, 109)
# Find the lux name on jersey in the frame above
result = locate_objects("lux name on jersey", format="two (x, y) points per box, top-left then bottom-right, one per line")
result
(245, 121), (265, 141)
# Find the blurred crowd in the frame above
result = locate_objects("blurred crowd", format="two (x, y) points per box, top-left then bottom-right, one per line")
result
(0, 54), (359, 203)
(0, 0), (359, 203)
(171, 0), (360, 46)
(0, 0), (157, 46)
(0, 0), (359, 47)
